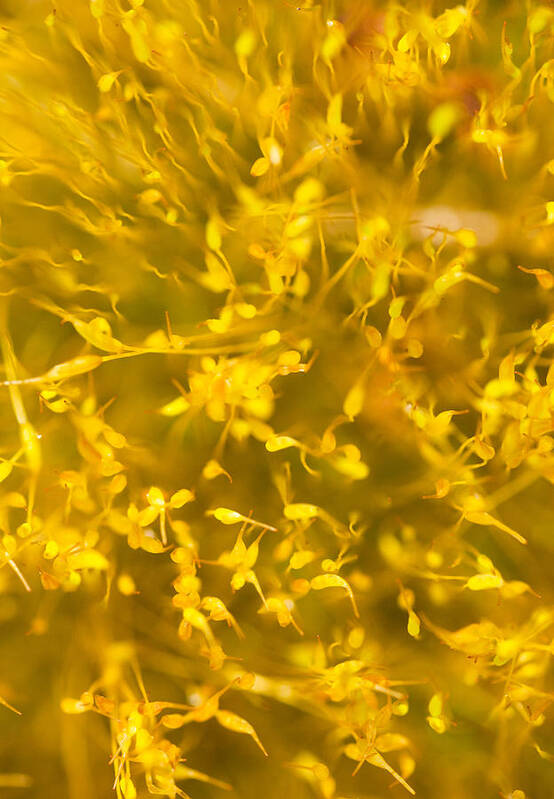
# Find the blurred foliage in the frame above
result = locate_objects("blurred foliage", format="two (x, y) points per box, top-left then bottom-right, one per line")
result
(1, 1), (554, 798)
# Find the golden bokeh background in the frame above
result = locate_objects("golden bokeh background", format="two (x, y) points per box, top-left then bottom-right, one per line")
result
(1, 1), (554, 798)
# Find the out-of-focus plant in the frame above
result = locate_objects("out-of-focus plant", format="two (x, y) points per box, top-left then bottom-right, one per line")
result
(1, 1), (554, 798)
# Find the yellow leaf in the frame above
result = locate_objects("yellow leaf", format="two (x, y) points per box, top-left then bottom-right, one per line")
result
(331, 456), (369, 480)
(67, 549), (109, 570)
(343, 382), (365, 419)
(103, 428), (126, 448)
(234, 29), (256, 58)
(206, 218), (222, 251)
(428, 693), (443, 717)
(284, 503), (320, 520)
(100, 459), (125, 477)
(427, 102), (461, 141)
(97, 72), (119, 93)
(367, 751), (415, 795)
(60, 697), (91, 714)
(216, 710), (268, 756)
(159, 396), (190, 416)
(169, 489), (194, 508)
(161, 713), (187, 729)
(407, 611), (420, 638)
(427, 716), (447, 734)
(374, 733), (411, 753)
(202, 460), (232, 481)
(213, 507), (243, 524)
(294, 178), (324, 205)
(46, 355), (103, 381)
(90, 0), (104, 18)
(311, 574), (359, 617)
(0, 462), (13, 482)
(327, 94), (343, 136)
(138, 506), (159, 526)
(146, 486), (165, 506)
(47, 398), (71, 413)
(122, 17), (150, 62)
(117, 574), (136, 596)
(119, 776), (137, 799)
(466, 573), (503, 591)
(289, 550), (317, 570)
(266, 435), (299, 452)
(138, 189), (162, 205)
(250, 157), (269, 177)
(465, 511), (527, 544)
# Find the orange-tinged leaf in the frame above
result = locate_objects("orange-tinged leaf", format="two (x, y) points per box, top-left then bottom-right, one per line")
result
(518, 265), (554, 289)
